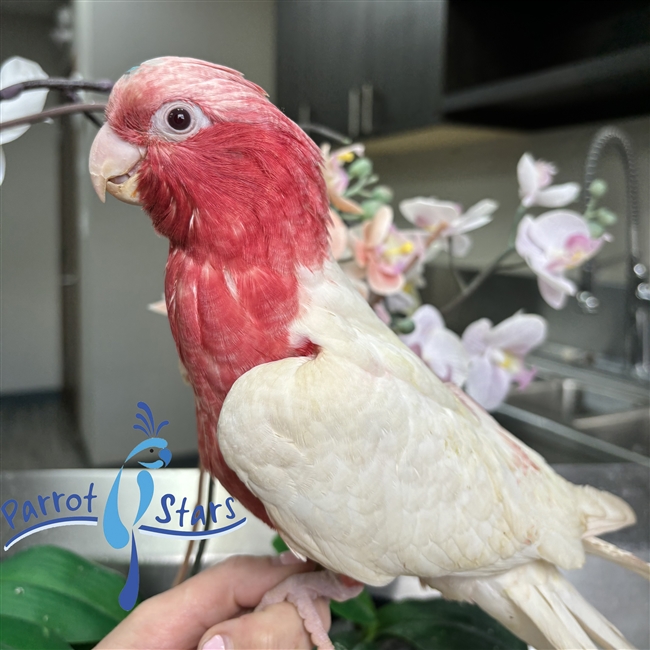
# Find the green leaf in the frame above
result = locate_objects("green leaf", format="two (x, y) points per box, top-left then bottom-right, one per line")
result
(0, 545), (129, 623)
(376, 599), (526, 650)
(0, 581), (119, 644)
(271, 534), (289, 553)
(330, 589), (377, 627)
(0, 615), (73, 650)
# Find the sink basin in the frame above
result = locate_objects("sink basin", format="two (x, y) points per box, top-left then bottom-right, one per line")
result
(506, 378), (646, 421)
(573, 409), (650, 457)
(496, 374), (650, 466)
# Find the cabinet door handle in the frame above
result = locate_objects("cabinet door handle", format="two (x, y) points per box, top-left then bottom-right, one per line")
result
(348, 87), (361, 139)
(361, 83), (373, 135)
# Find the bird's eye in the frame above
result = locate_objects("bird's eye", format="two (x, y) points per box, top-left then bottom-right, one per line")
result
(149, 448), (154, 453)
(167, 107), (191, 131)
(151, 102), (211, 142)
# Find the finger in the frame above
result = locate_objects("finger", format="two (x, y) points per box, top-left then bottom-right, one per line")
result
(96, 553), (315, 649)
(198, 599), (331, 650)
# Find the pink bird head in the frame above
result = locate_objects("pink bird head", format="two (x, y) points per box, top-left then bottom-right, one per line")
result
(90, 57), (330, 268)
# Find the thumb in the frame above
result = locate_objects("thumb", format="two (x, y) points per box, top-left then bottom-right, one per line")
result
(198, 599), (331, 650)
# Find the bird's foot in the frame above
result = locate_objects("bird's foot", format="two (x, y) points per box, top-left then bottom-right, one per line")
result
(255, 569), (364, 650)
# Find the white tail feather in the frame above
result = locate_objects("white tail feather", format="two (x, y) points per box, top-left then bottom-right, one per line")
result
(431, 561), (634, 650)
(583, 537), (650, 581)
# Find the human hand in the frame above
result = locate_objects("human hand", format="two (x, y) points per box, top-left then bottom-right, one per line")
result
(95, 553), (330, 649)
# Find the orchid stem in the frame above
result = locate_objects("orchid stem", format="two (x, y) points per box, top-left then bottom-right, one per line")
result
(448, 248), (467, 291)
(440, 247), (516, 315)
(0, 78), (114, 101)
(0, 103), (107, 132)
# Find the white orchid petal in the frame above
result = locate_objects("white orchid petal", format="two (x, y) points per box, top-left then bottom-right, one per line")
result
(457, 199), (498, 233)
(535, 183), (580, 208)
(517, 153), (538, 203)
(450, 234), (472, 257)
(465, 357), (511, 411)
(399, 197), (459, 229)
(423, 329), (469, 386)
(528, 210), (590, 251)
(514, 215), (542, 265)
(538, 277), (570, 309)
(488, 313), (547, 356)
(0, 57), (49, 145)
(461, 318), (492, 356)
(0, 146), (5, 185)
(401, 304), (445, 350)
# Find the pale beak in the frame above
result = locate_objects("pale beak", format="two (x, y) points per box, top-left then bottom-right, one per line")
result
(89, 124), (145, 205)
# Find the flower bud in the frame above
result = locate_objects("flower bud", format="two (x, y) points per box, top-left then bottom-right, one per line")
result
(348, 157), (373, 178)
(393, 318), (415, 334)
(588, 221), (604, 238)
(596, 208), (617, 226)
(371, 185), (394, 203)
(589, 179), (608, 198)
(362, 199), (383, 218)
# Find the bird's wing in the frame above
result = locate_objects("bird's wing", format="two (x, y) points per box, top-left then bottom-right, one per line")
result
(217, 261), (633, 585)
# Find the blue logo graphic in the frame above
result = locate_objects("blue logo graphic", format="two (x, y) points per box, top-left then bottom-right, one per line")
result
(2, 401), (248, 612)
(102, 402), (172, 611)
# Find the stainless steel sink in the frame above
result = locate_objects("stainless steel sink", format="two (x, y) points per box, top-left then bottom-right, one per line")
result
(495, 369), (650, 466)
(506, 377), (645, 421)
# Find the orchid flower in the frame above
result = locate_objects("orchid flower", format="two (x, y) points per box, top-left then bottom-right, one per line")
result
(517, 153), (580, 209)
(400, 197), (497, 258)
(462, 312), (547, 411)
(515, 210), (611, 309)
(400, 304), (469, 386)
(352, 205), (423, 295)
(327, 208), (349, 260)
(321, 143), (365, 215)
(0, 57), (50, 185)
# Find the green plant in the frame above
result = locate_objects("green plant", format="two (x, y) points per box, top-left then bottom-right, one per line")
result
(0, 545), (131, 649)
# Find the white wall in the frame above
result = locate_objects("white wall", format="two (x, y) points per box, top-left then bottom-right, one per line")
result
(73, 0), (276, 464)
(0, 13), (66, 393)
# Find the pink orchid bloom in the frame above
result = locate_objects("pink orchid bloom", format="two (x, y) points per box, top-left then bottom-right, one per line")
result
(352, 205), (422, 295)
(517, 153), (580, 208)
(321, 143), (365, 215)
(399, 197), (497, 257)
(400, 304), (469, 386)
(516, 210), (611, 309)
(327, 208), (349, 260)
(339, 259), (370, 300)
(462, 312), (547, 411)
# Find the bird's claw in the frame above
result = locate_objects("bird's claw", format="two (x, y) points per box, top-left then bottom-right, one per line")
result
(255, 570), (364, 650)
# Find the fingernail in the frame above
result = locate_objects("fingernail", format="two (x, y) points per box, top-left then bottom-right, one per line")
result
(202, 634), (232, 650)
(272, 550), (305, 565)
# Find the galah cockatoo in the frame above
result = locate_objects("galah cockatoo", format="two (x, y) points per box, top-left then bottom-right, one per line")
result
(89, 58), (649, 650)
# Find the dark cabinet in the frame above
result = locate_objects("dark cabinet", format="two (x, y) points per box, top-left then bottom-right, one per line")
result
(276, 0), (650, 135)
(277, 0), (446, 137)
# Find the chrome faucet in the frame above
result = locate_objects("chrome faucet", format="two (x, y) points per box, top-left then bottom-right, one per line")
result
(580, 126), (649, 379)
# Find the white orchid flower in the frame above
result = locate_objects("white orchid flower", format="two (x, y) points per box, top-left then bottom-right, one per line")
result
(517, 153), (580, 209)
(515, 210), (611, 309)
(462, 312), (547, 411)
(399, 196), (497, 258)
(0, 57), (49, 185)
(400, 304), (469, 387)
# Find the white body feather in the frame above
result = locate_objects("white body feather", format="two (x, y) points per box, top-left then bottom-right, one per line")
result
(218, 259), (640, 649)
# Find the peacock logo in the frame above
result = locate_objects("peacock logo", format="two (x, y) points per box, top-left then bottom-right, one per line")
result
(102, 402), (172, 611)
